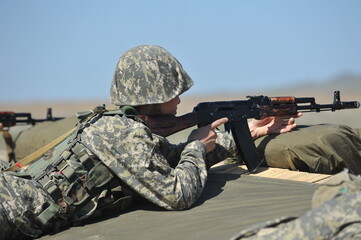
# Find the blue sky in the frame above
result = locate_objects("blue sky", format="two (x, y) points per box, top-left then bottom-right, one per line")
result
(1, 0), (360, 103)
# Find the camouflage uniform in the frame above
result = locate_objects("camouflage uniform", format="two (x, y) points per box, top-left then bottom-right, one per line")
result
(80, 113), (237, 210)
(0, 171), (56, 240)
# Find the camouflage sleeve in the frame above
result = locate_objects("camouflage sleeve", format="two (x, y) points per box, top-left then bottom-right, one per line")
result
(205, 131), (239, 168)
(156, 130), (239, 169)
(0, 172), (57, 238)
(154, 138), (188, 168)
(81, 115), (208, 211)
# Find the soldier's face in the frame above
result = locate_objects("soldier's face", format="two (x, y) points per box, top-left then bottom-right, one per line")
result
(160, 96), (181, 115)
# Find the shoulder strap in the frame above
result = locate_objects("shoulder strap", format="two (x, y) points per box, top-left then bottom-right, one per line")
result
(5, 127), (76, 171)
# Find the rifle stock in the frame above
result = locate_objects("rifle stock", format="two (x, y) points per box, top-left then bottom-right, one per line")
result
(140, 112), (198, 137)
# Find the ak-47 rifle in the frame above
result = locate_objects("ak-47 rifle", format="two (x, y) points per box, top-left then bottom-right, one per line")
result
(0, 108), (64, 128)
(141, 91), (360, 173)
(0, 108), (64, 163)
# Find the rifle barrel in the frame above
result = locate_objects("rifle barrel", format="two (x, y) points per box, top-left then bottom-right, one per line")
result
(297, 101), (360, 112)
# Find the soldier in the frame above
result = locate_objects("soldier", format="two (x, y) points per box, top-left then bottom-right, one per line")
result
(0, 45), (299, 239)
(0, 45), (360, 240)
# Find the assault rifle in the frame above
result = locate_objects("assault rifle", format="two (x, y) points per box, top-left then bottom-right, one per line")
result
(141, 91), (360, 172)
(0, 108), (64, 128)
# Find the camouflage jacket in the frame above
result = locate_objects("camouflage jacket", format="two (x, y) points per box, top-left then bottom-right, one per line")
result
(80, 114), (238, 210)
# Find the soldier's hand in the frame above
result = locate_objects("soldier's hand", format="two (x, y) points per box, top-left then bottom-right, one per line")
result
(188, 118), (228, 153)
(249, 113), (303, 139)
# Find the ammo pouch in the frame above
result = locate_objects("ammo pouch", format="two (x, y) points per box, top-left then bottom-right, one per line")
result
(24, 108), (135, 228)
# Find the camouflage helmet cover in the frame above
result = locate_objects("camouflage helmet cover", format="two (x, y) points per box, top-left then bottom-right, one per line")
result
(110, 45), (193, 106)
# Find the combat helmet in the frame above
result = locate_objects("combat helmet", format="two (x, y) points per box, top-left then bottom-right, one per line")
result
(110, 45), (193, 106)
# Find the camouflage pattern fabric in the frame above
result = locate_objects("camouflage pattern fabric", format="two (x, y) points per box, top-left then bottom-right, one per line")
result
(255, 124), (361, 175)
(231, 170), (361, 240)
(80, 114), (238, 210)
(110, 45), (193, 106)
(0, 172), (55, 240)
(312, 169), (361, 208)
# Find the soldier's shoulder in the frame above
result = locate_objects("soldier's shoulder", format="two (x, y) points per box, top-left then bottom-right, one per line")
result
(83, 115), (151, 141)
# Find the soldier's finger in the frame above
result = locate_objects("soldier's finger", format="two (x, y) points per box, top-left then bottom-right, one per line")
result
(210, 118), (228, 130)
(287, 117), (295, 125)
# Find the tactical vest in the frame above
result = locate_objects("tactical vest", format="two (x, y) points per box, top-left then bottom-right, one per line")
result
(22, 106), (137, 229)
